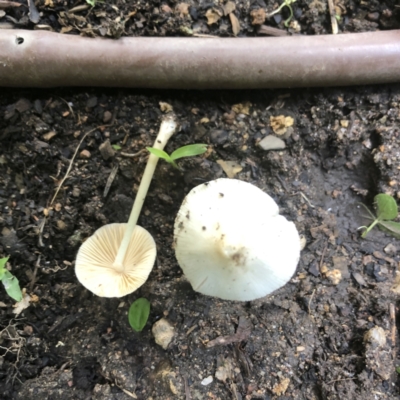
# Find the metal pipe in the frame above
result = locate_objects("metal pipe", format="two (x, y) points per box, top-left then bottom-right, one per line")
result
(0, 29), (400, 89)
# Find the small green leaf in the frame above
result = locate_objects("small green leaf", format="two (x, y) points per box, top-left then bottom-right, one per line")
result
(0, 257), (9, 280)
(146, 147), (173, 163)
(0, 256), (8, 270)
(170, 144), (208, 161)
(378, 220), (400, 239)
(128, 298), (150, 332)
(375, 193), (398, 221)
(112, 144), (122, 150)
(397, 366), (400, 374)
(2, 271), (23, 302)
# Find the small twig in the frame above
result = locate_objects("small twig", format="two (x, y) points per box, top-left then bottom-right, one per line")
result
(37, 218), (45, 247)
(327, 0), (338, 34)
(183, 375), (192, 400)
(50, 126), (100, 206)
(290, 191), (315, 208)
(103, 164), (119, 198)
(319, 242), (328, 273)
(299, 192), (315, 208)
(120, 149), (147, 158)
(308, 289), (316, 315)
(390, 303), (396, 348)
(258, 24), (290, 36)
(327, 377), (355, 385)
(59, 97), (75, 120)
(29, 254), (41, 292)
(115, 384), (137, 399)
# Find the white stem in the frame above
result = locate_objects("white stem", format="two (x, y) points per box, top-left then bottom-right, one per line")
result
(113, 115), (177, 268)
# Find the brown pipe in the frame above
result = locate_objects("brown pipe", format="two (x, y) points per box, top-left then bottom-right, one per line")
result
(0, 29), (400, 89)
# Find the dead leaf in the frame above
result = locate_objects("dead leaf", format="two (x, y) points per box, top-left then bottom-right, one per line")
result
(161, 4), (173, 13)
(272, 378), (290, 396)
(390, 272), (400, 294)
(270, 115), (294, 135)
(175, 3), (189, 17)
(217, 160), (243, 178)
(229, 12), (240, 36)
(232, 102), (251, 115)
(222, 1), (236, 16)
(205, 8), (222, 25)
(159, 102), (173, 113)
(215, 356), (233, 382)
(250, 8), (266, 25)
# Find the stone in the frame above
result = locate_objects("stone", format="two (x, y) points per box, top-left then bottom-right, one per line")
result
(258, 135), (286, 151)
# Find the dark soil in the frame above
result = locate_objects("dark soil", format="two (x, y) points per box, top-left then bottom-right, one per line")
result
(1, 1), (400, 400)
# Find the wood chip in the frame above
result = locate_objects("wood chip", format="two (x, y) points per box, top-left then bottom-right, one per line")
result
(352, 272), (367, 287)
(250, 8), (266, 25)
(217, 160), (243, 178)
(222, 1), (235, 16)
(207, 316), (251, 348)
(229, 12), (240, 36)
(205, 8), (222, 25)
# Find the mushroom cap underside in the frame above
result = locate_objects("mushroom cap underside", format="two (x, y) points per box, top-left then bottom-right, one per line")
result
(75, 223), (156, 297)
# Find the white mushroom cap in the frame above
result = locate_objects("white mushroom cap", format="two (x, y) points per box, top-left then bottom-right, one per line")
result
(75, 223), (156, 297)
(174, 178), (300, 301)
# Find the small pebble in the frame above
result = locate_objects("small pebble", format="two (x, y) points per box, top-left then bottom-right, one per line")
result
(99, 140), (115, 160)
(86, 97), (98, 108)
(258, 135), (286, 151)
(364, 326), (386, 348)
(152, 318), (175, 350)
(103, 110), (112, 123)
(325, 269), (342, 285)
(201, 376), (213, 386)
(80, 149), (91, 159)
(384, 243), (397, 255)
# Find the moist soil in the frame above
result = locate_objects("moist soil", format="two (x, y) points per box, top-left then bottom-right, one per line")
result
(2, 1), (400, 400)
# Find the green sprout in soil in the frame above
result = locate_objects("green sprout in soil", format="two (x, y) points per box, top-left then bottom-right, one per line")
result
(0, 257), (23, 302)
(128, 297), (150, 332)
(112, 144), (122, 151)
(358, 193), (400, 239)
(268, 0), (297, 27)
(146, 143), (208, 169)
(85, 0), (104, 7)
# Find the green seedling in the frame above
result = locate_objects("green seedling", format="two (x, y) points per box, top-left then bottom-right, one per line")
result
(85, 0), (104, 7)
(128, 297), (150, 332)
(112, 144), (122, 151)
(359, 193), (400, 239)
(268, 0), (297, 27)
(146, 143), (208, 169)
(0, 257), (23, 302)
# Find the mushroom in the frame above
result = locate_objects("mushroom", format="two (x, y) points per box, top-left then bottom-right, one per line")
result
(173, 178), (300, 301)
(75, 115), (177, 297)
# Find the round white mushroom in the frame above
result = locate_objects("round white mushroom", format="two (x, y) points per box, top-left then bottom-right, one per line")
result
(75, 223), (156, 297)
(173, 178), (300, 301)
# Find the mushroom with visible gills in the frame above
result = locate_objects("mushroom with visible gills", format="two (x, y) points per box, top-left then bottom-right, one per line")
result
(75, 115), (177, 297)
(173, 178), (301, 301)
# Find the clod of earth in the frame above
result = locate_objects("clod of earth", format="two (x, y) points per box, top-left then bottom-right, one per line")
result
(173, 178), (301, 301)
(75, 115), (177, 297)
(1, 30), (400, 88)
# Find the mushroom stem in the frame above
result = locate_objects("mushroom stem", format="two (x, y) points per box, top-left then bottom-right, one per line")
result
(113, 115), (177, 269)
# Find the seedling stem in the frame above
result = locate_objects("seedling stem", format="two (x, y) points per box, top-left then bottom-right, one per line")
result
(113, 116), (177, 269)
